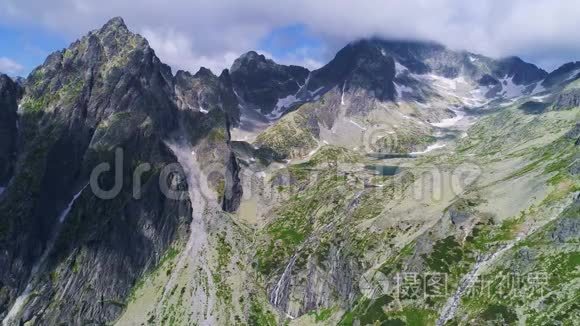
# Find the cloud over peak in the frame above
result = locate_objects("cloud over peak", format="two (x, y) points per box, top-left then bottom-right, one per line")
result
(1, 0), (579, 73)
(0, 57), (24, 75)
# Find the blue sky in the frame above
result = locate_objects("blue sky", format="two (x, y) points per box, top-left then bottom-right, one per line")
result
(257, 24), (326, 69)
(0, 20), (329, 76)
(1, 0), (580, 76)
(0, 24), (68, 76)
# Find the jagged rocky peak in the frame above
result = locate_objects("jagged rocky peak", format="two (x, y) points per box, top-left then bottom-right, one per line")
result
(0, 16), (200, 325)
(330, 39), (547, 86)
(102, 16), (127, 30)
(492, 56), (547, 85)
(29, 16), (148, 83)
(307, 38), (550, 104)
(231, 50), (269, 67)
(194, 66), (215, 78)
(175, 68), (219, 114)
(174, 67), (239, 123)
(230, 51), (310, 114)
(306, 39), (400, 100)
(21, 15), (177, 135)
(305, 38), (457, 95)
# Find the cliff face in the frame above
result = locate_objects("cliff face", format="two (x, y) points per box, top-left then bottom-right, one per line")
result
(0, 74), (21, 187)
(0, 17), (241, 325)
(231, 51), (310, 115)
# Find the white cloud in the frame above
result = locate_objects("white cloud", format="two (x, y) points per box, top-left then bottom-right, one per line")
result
(1, 0), (580, 72)
(141, 28), (240, 74)
(257, 49), (324, 71)
(0, 57), (24, 75)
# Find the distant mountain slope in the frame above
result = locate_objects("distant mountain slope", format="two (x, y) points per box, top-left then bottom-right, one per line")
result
(231, 51), (310, 116)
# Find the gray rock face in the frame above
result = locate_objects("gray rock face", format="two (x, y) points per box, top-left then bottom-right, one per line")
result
(175, 68), (239, 121)
(0, 74), (21, 186)
(221, 151), (242, 212)
(551, 202), (580, 243)
(478, 74), (501, 87)
(551, 216), (579, 244)
(566, 123), (580, 140)
(553, 89), (580, 110)
(542, 61), (580, 88)
(493, 56), (547, 85)
(303, 39), (546, 110)
(268, 245), (359, 319)
(307, 40), (397, 102)
(230, 51), (309, 114)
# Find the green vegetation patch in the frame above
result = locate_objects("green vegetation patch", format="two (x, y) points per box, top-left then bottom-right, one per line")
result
(423, 236), (464, 273)
(248, 297), (277, 326)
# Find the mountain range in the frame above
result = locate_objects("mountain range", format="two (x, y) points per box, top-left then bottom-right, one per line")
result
(0, 17), (578, 325)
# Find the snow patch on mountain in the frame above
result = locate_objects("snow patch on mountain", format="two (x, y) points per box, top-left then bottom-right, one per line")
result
(395, 82), (413, 97)
(499, 76), (527, 98)
(348, 119), (367, 130)
(530, 94), (551, 102)
(410, 143), (447, 155)
(395, 61), (409, 76)
(268, 94), (301, 120)
(431, 108), (465, 128)
(341, 81), (347, 105)
(309, 86), (324, 96)
(531, 81), (546, 95)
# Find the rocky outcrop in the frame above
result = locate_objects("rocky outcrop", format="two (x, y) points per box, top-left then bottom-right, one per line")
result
(230, 51), (309, 115)
(542, 61), (580, 88)
(307, 40), (397, 102)
(268, 245), (360, 319)
(553, 88), (580, 110)
(221, 151), (242, 212)
(175, 67), (239, 123)
(493, 56), (547, 85)
(551, 207), (579, 244)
